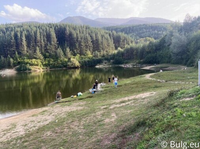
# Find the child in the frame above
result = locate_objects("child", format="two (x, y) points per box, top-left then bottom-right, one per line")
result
(114, 76), (118, 88)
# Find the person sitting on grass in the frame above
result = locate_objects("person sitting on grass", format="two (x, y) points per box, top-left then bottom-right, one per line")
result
(92, 83), (96, 90)
(56, 90), (62, 102)
(91, 83), (96, 94)
(95, 80), (98, 90)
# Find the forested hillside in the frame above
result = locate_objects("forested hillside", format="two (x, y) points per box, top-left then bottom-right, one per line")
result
(0, 23), (133, 69)
(105, 24), (172, 40)
(109, 15), (200, 67)
(1, 15), (200, 70)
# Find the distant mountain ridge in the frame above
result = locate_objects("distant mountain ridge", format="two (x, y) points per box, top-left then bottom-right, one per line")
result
(124, 17), (172, 25)
(60, 16), (172, 27)
(60, 16), (107, 27)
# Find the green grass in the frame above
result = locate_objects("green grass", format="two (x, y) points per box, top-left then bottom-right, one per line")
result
(0, 66), (199, 149)
(153, 67), (198, 83)
(132, 87), (200, 149)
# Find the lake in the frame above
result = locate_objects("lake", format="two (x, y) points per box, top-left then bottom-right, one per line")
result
(0, 67), (152, 119)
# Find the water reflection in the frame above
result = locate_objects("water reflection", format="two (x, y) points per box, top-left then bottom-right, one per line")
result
(0, 67), (152, 118)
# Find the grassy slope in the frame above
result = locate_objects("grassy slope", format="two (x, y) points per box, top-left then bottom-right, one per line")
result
(1, 66), (199, 149)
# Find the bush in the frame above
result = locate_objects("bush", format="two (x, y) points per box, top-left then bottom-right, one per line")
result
(80, 58), (103, 67)
(67, 58), (80, 68)
(143, 54), (159, 64)
(112, 57), (124, 64)
(16, 64), (31, 71)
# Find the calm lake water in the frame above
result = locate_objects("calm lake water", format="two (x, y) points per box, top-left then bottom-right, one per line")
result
(0, 67), (152, 119)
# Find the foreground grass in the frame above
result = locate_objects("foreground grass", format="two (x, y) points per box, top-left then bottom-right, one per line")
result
(0, 66), (199, 149)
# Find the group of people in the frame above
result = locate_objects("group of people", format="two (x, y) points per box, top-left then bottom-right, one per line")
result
(56, 75), (119, 101)
(108, 75), (118, 88)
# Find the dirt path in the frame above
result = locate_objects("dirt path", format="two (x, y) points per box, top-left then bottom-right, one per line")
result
(145, 73), (194, 84)
(109, 92), (156, 109)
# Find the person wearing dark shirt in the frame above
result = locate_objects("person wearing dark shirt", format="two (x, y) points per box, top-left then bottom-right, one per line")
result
(108, 77), (111, 83)
(112, 75), (115, 83)
(95, 80), (98, 90)
(92, 83), (96, 89)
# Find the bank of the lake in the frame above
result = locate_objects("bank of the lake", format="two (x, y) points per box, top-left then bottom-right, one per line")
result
(0, 67), (151, 119)
(0, 64), (199, 149)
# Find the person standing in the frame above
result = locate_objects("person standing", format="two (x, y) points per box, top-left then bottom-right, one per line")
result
(112, 75), (115, 83)
(108, 77), (111, 83)
(114, 76), (118, 88)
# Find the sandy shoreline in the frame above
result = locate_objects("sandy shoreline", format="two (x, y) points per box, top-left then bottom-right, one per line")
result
(0, 108), (44, 123)
(141, 65), (155, 70)
(0, 102), (84, 142)
(0, 68), (17, 76)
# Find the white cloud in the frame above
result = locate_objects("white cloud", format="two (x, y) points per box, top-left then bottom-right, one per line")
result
(0, 11), (6, 17)
(137, 0), (200, 22)
(189, 4), (200, 16)
(174, 3), (188, 12)
(172, 3), (200, 21)
(0, 3), (55, 22)
(76, 0), (148, 18)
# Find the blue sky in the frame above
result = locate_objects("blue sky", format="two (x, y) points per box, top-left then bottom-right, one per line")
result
(0, 0), (200, 24)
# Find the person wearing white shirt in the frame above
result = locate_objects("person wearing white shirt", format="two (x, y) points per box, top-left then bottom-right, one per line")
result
(114, 77), (118, 88)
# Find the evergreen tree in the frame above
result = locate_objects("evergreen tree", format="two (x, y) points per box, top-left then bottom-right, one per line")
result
(56, 47), (64, 59)
(64, 47), (71, 59)
(170, 32), (187, 64)
(0, 56), (5, 68)
(35, 29), (41, 48)
(21, 32), (27, 55)
(34, 47), (44, 60)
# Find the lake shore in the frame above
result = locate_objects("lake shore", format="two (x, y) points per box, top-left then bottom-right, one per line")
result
(0, 64), (198, 149)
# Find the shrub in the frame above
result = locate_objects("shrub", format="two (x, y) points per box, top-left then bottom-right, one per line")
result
(67, 58), (80, 68)
(16, 64), (31, 71)
(112, 57), (124, 64)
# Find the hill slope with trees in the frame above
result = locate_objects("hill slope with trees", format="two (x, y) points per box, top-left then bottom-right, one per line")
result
(0, 23), (133, 69)
(108, 15), (200, 67)
(105, 24), (173, 40)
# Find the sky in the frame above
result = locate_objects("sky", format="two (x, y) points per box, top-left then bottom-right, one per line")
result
(0, 0), (200, 24)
